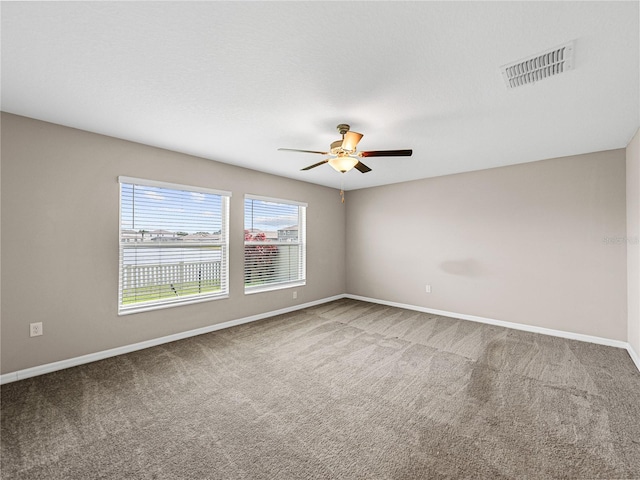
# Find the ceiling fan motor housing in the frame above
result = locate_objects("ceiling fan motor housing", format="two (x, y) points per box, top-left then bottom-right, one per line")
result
(330, 140), (345, 154)
(331, 124), (356, 155)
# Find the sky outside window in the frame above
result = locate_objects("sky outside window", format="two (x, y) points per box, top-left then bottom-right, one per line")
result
(121, 184), (223, 233)
(244, 199), (299, 232)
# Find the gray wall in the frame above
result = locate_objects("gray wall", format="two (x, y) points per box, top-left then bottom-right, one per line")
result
(1, 113), (346, 374)
(345, 150), (628, 341)
(1, 112), (634, 375)
(628, 128), (640, 355)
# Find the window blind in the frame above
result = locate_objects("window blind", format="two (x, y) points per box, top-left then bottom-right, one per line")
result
(118, 176), (230, 314)
(244, 195), (306, 293)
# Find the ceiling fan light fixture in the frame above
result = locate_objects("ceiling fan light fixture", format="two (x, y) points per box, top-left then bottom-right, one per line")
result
(341, 131), (363, 152)
(328, 156), (358, 173)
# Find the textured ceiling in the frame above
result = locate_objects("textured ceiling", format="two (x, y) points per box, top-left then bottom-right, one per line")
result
(2, 2), (639, 190)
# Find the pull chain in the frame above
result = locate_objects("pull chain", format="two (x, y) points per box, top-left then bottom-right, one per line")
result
(340, 176), (345, 203)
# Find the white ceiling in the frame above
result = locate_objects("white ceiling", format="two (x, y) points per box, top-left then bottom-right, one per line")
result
(2, 1), (639, 190)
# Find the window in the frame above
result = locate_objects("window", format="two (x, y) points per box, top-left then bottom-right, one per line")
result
(244, 195), (306, 293)
(118, 176), (230, 314)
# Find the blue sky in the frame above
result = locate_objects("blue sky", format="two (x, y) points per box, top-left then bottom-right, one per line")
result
(121, 183), (223, 233)
(121, 184), (299, 234)
(244, 199), (299, 232)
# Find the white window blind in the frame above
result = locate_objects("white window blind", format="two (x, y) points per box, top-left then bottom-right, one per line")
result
(118, 176), (230, 314)
(244, 195), (306, 293)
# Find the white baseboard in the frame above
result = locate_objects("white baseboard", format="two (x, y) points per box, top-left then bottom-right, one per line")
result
(627, 344), (640, 372)
(345, 294), (639, 372)
(0, 295), (344, 385)
(3, 293), (638, 384)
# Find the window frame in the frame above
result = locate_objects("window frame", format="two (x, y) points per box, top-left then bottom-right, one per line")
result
(244, 194), (307, 295)
(118, 176), (231, 315)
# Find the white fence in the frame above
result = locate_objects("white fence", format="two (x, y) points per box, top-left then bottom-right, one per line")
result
(121, 261), (222, 290)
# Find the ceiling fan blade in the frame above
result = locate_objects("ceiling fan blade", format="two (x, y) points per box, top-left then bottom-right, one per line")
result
(341, 131), (363, 151)
(359, 149), (413, 157)
(301, 160), (329, 171)
(278, 148), (329, 155)
(354, 161), (371, 173)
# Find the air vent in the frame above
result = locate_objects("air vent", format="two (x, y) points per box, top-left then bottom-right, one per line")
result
(501, 41), (574, 89)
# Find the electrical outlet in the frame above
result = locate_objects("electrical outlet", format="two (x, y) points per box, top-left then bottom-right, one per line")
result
(293, 291), (298, 299)
(425, 285), (432, 294)
(30, 322), (43, 337)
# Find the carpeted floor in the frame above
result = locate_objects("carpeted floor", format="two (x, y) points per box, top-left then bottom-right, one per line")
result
(2, 298), (639, 479)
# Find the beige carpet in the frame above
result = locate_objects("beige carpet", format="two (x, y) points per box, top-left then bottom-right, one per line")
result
(2, 299), (640, 479)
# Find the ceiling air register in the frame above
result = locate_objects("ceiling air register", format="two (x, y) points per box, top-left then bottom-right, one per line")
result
(501, 41), (574, 88)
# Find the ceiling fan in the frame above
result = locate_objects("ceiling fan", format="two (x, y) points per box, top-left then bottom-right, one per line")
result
(278, 124), (412, 173)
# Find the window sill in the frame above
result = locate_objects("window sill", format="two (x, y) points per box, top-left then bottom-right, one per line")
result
(118, 293), (229, 316)
(244, 281), (306, 295)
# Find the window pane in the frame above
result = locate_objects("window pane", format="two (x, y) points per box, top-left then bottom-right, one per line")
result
(119, 178), (229, 314)
(120, 246), (225, 306)
(121, 184), (224, 234)
(244, 196), (306, 292)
